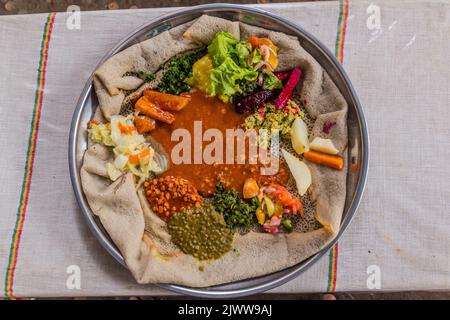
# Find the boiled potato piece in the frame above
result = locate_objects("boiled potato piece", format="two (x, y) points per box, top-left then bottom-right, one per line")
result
(281, 148), (312, 196)
(291, 117), (309, 155)
(310, 137), (339, 155)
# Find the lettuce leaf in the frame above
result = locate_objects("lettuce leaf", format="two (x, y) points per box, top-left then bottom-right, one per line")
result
(207, 32), (258, 102)
(210, 57), (258, 102)
(263, 72), (283, 90)
(235, 41), (252, 67)
(251, 48), (262, 65)
(208, 31), (238, 65)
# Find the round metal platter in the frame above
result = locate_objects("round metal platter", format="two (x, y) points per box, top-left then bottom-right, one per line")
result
(69, 4), (369, 298)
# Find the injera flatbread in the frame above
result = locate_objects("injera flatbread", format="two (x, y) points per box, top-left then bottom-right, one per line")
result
(80, 15), (348, 287)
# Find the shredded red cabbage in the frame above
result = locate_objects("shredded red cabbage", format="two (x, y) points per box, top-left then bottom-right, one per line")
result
(235, 90), (277, 114)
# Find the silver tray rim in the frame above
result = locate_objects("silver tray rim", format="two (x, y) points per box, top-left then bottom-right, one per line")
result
(68, 3), (369, 298)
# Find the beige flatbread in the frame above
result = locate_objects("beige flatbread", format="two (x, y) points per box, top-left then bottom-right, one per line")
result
(94, 22), (201, 120)
(81, 15), (348, 287)
(183, 15), (240, 44)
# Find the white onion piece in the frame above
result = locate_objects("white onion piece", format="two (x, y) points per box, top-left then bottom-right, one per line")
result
(254, 61), (265, 70)
(258, 72), (264, 86)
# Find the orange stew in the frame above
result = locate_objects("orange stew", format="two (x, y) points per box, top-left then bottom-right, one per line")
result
(151, 90), (289, 195)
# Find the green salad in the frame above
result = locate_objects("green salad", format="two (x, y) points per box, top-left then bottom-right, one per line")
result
(186, 32), (282, 103)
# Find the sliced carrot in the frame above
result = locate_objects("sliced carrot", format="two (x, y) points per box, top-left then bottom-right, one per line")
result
(248, 36), (260, 48)
(135, 115), (156, 134)
(118, 121), (136, 135)
(135, 96), (175, 124)
(128, 154), (140, 165)
(303, 150), (344, 170)
(143, 90), (190, 111)
(128, 147), (151, 165)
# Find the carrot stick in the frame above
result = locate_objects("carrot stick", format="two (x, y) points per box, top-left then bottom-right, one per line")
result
(303, 150), (344, 170)
(143, 90), (190, 111)
(248, 36), (260, 48)
(135, 115), (156, 134)
(135, 96), (175, 124)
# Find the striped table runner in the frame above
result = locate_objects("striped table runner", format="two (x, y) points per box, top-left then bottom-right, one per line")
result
(0, 0), (449, 297)
(4, 12), (56, 299)
(327, 0), (349, 293)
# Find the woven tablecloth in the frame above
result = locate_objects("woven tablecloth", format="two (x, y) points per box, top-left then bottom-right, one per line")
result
(0, 0), (449, 298)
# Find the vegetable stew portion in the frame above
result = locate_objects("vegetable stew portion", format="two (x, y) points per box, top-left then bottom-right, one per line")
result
(150, 89), (290, 196)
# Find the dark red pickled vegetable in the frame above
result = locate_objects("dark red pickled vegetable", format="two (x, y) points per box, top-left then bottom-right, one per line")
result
(235, 90), (275, 114)
(274, 67), (302, 110)
(274, 71), (291, 81)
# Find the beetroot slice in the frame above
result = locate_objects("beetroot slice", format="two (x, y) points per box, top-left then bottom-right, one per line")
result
(274, 71), (291, 81)
(274, 67), (302, 110)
